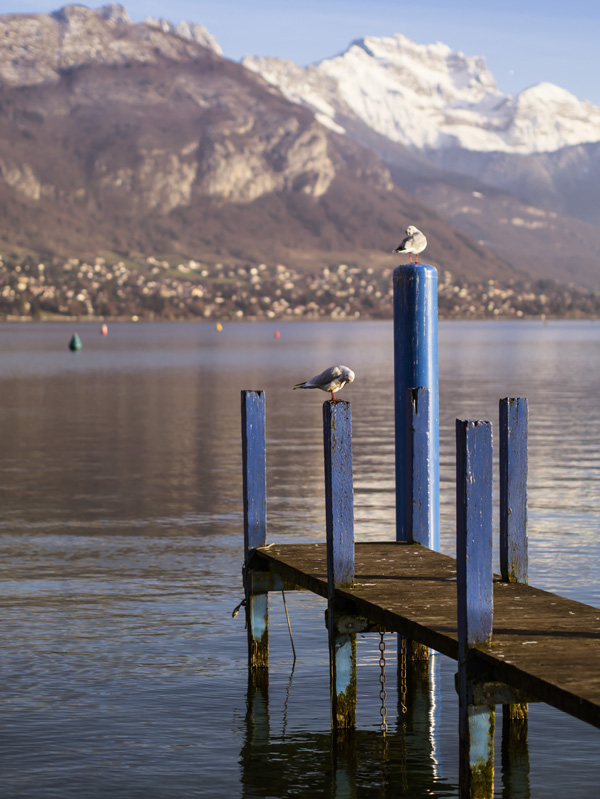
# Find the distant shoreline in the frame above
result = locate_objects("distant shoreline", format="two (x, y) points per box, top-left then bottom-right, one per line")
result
(1, 314), (598, 324)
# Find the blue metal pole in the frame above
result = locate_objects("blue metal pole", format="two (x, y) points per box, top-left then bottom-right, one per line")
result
(499, 397), (528, 584)
(393, 264), (439, 550)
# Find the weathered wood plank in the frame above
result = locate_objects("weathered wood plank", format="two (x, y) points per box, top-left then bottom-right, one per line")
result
(249, 542), (600, 728)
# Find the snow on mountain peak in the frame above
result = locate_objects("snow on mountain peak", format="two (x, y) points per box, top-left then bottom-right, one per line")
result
(244, 34), (600, 155)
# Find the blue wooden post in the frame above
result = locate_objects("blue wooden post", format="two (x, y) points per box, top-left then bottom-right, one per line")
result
(499, 397), (530, 794)
(500, 397), (528, 584)
(323, 401), (354, 591)
(459, 703), (495, 799)
(456, 419), (494, 798)
(241, 390), (268, 670)
(406, 387), (432, 546)
(323, 400), (356, 729)
(393, 264), (439, 551)
(456, 420), (493, 655)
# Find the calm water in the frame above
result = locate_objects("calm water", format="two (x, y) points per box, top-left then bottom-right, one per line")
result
(1, 319), (599, 797)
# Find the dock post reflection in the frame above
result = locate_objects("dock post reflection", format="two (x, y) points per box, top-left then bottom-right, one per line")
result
(501, 702), (530, 798)
(240, 668), (272, 799)
(323, 400), (356, 730)
(331, 731), (358, 799)
(456, 419), (495, 798)
(241, 390), (269, 671)
(397, 637), (440, 793)
(244, 668), (269, 749)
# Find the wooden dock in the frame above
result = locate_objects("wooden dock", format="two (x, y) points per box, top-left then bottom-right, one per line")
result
(241, 267), (600, 796)
(249, 541), (600, 729)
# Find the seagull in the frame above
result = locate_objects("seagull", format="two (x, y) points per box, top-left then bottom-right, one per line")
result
(293, 365), (355, 402)
(394, 225), (427, 263)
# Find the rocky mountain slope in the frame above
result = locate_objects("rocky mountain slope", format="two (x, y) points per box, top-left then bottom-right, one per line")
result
(0, 4), (518, 283)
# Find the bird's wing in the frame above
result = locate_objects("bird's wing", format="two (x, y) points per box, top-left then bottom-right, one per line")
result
(413, 231), (427, 250)
(309, 365), (343, 387)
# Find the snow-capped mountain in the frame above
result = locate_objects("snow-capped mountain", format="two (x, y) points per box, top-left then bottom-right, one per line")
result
(243, 35), (600, 155)
(2, 4), (514, 281)
(1, 5), (600, 289)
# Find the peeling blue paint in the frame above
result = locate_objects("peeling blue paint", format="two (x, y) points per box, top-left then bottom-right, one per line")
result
(335, 636), (353, 694)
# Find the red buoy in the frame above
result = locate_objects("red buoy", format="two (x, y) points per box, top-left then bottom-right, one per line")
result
(101, 324), (108, 335)
(275, 331), (280, 339)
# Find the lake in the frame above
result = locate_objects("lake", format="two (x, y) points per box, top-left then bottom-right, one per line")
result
(1, 319), (599, 797)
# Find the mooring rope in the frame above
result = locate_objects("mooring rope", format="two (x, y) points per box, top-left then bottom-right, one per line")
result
(281, 590), (296, 663)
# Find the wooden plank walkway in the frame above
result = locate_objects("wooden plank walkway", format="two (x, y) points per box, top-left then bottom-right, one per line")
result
(250, 541), (600, 729)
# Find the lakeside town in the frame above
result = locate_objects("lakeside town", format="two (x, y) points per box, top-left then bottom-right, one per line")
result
(1, 253), (599, 322)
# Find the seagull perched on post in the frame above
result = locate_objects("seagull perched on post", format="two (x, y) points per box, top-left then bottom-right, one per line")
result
(394, 225), (427, 263)
(293, 365), (355, 402)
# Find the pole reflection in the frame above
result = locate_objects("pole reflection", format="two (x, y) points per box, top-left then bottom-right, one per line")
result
(241, 645), (459, 798)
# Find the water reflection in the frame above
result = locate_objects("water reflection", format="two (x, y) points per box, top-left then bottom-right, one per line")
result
(1, 320), (600, 796)
(241, 658), (458, 798)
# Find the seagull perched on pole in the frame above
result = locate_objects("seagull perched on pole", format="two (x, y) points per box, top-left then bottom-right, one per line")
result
(293, 365), (355, 402)
(394, 225), (427, 263)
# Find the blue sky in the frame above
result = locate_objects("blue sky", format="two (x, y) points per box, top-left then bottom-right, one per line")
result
(4, 0), (600, 104)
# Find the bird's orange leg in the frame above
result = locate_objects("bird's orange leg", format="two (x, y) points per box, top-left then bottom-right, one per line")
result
(331, 390), (340, 402)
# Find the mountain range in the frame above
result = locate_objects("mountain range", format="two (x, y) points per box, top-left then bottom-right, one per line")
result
(0, 4), (599, 289)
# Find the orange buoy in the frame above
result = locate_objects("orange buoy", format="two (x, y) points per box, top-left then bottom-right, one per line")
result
(216, 322), (223, 332)
(101, 324), (108, 335)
